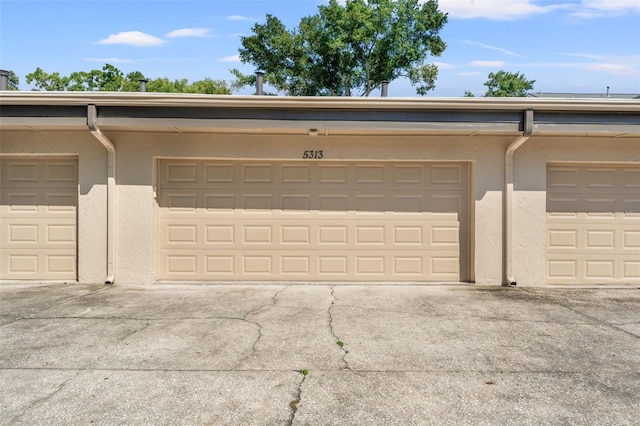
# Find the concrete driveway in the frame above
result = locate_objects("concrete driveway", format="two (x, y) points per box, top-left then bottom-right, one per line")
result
(1, 283), (638, 425)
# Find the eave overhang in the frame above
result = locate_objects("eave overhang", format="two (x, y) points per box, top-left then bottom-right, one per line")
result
(1, 92), (638, 137)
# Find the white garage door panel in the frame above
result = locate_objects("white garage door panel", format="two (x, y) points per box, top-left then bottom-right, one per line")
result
(158, 160), (469, 282)
(547, 165), (640, 284)
(0, 158), (77, 280)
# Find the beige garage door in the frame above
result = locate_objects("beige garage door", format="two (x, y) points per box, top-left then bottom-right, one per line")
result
(0, 157), (78, 280)
(547, 164), (640, 284)
(158, 159), (469, 282)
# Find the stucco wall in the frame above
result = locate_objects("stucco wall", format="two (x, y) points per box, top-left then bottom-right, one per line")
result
(107, 132), (512, 284)
(2, 129), (637, 285)
(0, 130), (108, 283)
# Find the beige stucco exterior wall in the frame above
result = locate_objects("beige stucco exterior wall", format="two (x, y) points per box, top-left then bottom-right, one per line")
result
(2, 128), (637, 286)
(512, 136), (640, 286)
(0, 130), (108, 283)
(108, 131), (512, 285)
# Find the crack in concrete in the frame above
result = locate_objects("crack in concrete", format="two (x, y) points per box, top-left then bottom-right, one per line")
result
(8, 369), (84, 424)
(233, 285), (291, 370)
(249, 285), (290, 317)
(110, 320), (153, 348)
(286, 371), (307, 426)
(328, 287), (352, 371)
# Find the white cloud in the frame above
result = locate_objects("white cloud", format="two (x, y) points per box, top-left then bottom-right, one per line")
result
(218, 54), (241, 63)
(570, 0), (640, 18)
(559, 52), (604, 60)
(438, 0), (569, 20)
(85, 57), (134, 64)
(463, 40), (522, 56)
(516, 55), (640, 76)
(227, 15), (255, 21)
(165, 28), (212, 38)
(98, 31), (164, 47)
(433, 61), (456, 70)
(580, 0), (640, 12)
(583, 63), (639, 76)
(470, 60), (507, 67)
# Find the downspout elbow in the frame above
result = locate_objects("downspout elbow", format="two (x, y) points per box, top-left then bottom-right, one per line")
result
(88, 105), (116, 285)
(503, 109), (533, 287)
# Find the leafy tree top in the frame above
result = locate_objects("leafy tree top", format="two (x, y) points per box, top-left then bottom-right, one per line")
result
(24, 64), (230, 94)
(483, 70), (535, 97)
(232, 0), (448, 96)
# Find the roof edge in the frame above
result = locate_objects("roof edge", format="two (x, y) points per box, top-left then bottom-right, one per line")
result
(1, 92), (639, 112)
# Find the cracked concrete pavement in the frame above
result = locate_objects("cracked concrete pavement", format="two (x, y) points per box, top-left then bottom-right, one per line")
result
(1, 283), (639, 425)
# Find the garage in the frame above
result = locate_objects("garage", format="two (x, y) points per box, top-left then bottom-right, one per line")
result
(546, 164), (640, 284)
(0, 157), (78, 280)
(157, 159), (470, 282)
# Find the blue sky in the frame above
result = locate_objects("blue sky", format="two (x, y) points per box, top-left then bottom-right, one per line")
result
(1, 0), (639, 96)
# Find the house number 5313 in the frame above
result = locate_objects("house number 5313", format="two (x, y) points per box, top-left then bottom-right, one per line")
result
(302, 150), (324, 159)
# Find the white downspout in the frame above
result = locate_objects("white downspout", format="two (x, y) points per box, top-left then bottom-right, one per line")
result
(88, 104), (116, 285)
(503, 109), (533, 286)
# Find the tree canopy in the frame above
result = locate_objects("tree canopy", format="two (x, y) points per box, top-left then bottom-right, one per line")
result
(2, 70), (20, 90)
(482, 70), (535, 97)
(24, 64), (231, 94)
(232, 0), (448, 96)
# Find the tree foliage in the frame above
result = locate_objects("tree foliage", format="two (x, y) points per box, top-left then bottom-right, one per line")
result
(483, 70), (535, 97)
(24, 64), (230, 94)
(232, 0), (448, 96)
(2, 70), (20, 90)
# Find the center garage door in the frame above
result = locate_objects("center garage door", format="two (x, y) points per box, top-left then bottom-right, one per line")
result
(157, 159), (470, 282)
(547, 164), (640, 284)
(0, 157), (78, 280)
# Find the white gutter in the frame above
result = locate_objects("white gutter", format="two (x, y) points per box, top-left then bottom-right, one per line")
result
(87, 104), (116, 285)
(503, 109), (533, 286)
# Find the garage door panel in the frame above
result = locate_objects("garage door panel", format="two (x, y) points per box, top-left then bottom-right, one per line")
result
(159, 219), (467, 251)
(547, 254), (640, 282)
(548, 223), (639, 253)
(1, 159), (77, 188)
(547, 164), (640, 284)
(158, 160), (469, 282)
(1, 158), (77, 280)
(159, 249), (467, 281)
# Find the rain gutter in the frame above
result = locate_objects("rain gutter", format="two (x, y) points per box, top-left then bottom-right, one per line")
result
(503, 109), (534, 286)
(87, 104), (115, 285)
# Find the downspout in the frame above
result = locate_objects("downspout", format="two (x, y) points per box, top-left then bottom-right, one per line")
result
(87, 104), (116, 285)
(503, 109), (533, 286)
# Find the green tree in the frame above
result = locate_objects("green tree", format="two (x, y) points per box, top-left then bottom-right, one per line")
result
(25, 64), (231, 94)
(25, 67), (70, 91)
(483, 70), (535, 97)
(232, 0), (448, 96)
(3, 70), (20, 90)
